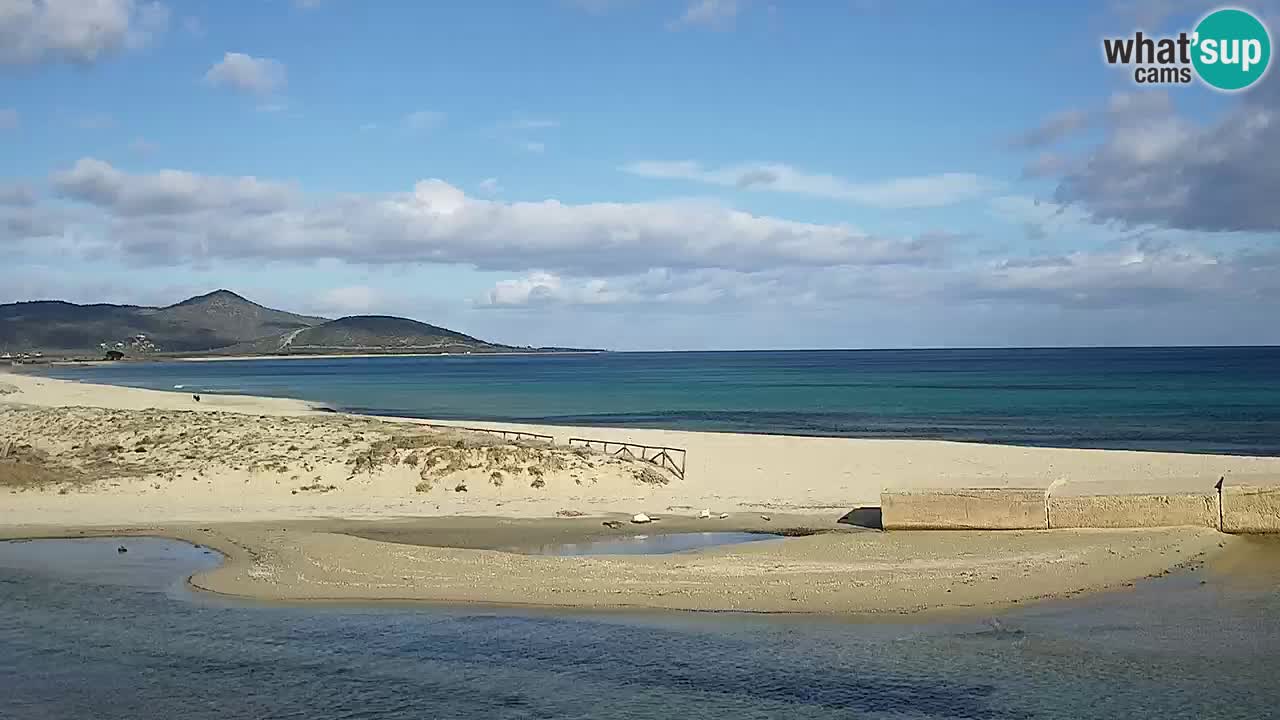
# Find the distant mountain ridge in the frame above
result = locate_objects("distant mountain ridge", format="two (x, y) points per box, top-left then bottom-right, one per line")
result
(0, 290), (553, 357)
(0, 290), (326, 353)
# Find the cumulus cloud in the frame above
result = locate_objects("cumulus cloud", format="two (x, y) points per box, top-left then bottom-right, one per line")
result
(0, 0), (168, 65)
(52, 157), (297, 216)
(623, 160), (990, 208)
(481, 272), (625, 307)
(476, 239), (1280, 312)
(477, 178), (501, 195)
(34, 157), (945, 273)
(204, 52), (287, 96)
(13, 157), (1280, 316)
(1023, 82), (1280, 232)
(957, 241), (1233, 307)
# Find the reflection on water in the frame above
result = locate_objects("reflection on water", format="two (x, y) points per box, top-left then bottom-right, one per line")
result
(1, 537), (1279, 719)
(535, 531), (784, 556)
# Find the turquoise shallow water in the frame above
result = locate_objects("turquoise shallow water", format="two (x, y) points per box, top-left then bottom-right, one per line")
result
(42, 346), (1280, 455)
(1, 537), (1279, 719)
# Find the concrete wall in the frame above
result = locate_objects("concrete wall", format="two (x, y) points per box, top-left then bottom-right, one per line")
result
(1222, 486), (1280, 534)
(880, 484), (1280, 533)
(1048, 493), (1218, 530)
(881, 488), (1046, 530)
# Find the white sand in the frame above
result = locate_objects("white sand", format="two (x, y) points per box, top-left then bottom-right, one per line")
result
(4, 369), (1280, 528)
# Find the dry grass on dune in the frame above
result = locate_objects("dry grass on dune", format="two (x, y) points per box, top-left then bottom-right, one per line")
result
(0, 405), (674, 494)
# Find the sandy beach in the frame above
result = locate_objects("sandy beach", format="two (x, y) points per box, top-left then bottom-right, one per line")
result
(2, 369), (1275, 615)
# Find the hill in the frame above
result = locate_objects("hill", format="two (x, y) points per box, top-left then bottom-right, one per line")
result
(0, 290), (326, 354)
(222, 315), (516, 355)
(1, 290), (587, 358)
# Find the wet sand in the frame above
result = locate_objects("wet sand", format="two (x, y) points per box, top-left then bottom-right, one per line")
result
(0, 519), (1230, 615)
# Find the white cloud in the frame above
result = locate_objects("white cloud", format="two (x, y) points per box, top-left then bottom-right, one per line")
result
(204, 52), (287, 96)
(22, 158), (1280, 318)
(37, 158), (945, 274)
(481, 272), (627, 307)
(473, 239), (1279, 313)
(962, 242), (1232, 307)
(1048, 83), (1280, 231)
(670, 0), (740, 29)
(52, 157), (297, 216)
(0, 0), (168, 65)
(405, 110), (444, 133)
(623, 160), (990, 208)
(0, 108), (17, 130)
(522, 141), (546, 154)
(477, 178), (502, 195)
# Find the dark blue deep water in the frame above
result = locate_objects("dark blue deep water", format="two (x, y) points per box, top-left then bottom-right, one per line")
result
(2, 537), (1279, 719)
(43, 347), (1280, 455)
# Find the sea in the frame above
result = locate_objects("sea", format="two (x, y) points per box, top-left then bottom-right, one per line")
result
(41, 346), (1280, 455)
(1, 536), (1278, 720)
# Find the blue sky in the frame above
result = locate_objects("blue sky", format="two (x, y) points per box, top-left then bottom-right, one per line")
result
(2, 0), (1279, 349)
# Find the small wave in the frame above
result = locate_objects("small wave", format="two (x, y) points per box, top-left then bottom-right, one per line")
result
(173, 384), (185, 389)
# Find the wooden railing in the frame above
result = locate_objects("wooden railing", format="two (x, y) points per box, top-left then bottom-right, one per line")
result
(421, 423), (554, 443)
(567, 437), (687, 481)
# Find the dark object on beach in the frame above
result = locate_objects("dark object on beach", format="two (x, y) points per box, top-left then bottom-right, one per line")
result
(838, 506), (884, 530)
(454, 482), (468, 492)
(104, 350), (124, 361)
(316, 406), (339, 413)
(193, 394), (201, 402)
(602, 520), (623, 529)
(759, 514), (772, 522)
(116, 545), (127, 554)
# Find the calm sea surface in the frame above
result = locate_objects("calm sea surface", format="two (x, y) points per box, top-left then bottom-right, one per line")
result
(43, 347), (1280, 455)
(1, 537), (1278, 719)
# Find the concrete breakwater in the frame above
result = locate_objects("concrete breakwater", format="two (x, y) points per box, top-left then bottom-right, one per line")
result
(881, 484), (1280, 533)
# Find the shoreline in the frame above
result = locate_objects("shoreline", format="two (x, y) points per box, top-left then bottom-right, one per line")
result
(0, 520), (1234, 618)
(174, 349), (607, 362)
(29, 359), (1280, 462)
